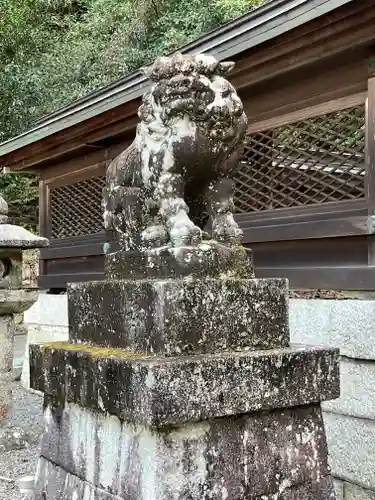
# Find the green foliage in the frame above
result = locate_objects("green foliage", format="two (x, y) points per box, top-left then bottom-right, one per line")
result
(0, 0), (263, 226)
(0, 0), (263, 141)
(0, 172), (39, 231)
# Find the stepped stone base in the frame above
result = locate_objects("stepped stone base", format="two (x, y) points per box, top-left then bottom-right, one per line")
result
(30, 343), (338, 426)
(35, 402), (335, 500)
(31, 270), (339, 500)
(30, 340), (338, 500)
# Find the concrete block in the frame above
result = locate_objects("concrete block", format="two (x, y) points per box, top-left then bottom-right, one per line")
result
(13, 333), (26, 377)
(345, 483), (375, 499)
(322, 358), (375, 419)
(333, 479), (344, 500)
(21, 324), (68, 390)
(324, 412), (375, 490)
(22, 294), (68, 390)
(290, 299), (375, 360)
(24, 293), (68, 327)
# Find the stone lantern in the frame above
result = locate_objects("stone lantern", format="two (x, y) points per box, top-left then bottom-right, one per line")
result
(0, 194), (48, 450)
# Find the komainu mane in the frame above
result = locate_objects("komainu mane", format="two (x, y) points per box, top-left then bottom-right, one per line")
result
(103, 52), (247, 252)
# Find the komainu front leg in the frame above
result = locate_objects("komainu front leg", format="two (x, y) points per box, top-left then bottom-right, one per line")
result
(141, 222), (169, 249)
(206, 178), (242, 245)
(157, 172), (202, 247)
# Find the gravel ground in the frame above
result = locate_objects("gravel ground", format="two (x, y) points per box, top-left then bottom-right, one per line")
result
(0, 384), (44, 499)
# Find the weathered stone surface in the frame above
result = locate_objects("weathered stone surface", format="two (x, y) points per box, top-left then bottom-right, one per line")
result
(0, 194), (47, 451)
(105, 243), (253, 280)
(0, 224), (48, 249)
(0, 289), (38, 314)
(22, 328), (68, 392)
(103, 53), (247, 253)
(290, 298), (375, 360)
(0, 372), (13, 422)
(30, 343), (339, 426)
(36, 457), (335, 500)
(333, 479), (344, 500)
(35, 458), (120, 500)
(0, 316), (14, 373)
(68, 277), (289, 354)
(324, 412), (375, 490)
(0, 196), (47, 249)
(322, 358), (375, 419)
(345, 483), (375, 499)
(37, 402), (334, 500)
(0, 425), (30, 451)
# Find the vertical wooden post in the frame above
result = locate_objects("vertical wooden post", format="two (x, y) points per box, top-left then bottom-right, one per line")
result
(366, 60), (375, 265)
(38, 179), (48, 280)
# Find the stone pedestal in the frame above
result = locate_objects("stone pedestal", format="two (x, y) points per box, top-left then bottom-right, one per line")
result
(30, 247), (339, 499)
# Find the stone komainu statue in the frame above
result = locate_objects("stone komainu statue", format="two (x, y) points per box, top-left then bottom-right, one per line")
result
(103, 53), (247, 252)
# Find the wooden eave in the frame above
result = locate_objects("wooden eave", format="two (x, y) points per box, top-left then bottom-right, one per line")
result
(1, 0), (373, 173)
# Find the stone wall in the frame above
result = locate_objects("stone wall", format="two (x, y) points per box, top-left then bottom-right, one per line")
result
(291, 299), (375, 500)
(22, 293), (69, 389)
(22, 291), (375, 498)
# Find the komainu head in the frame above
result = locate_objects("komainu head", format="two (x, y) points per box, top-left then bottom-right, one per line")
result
(138, 52), (247, 172)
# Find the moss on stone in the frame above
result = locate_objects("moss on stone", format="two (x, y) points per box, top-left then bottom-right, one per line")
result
(219, 244), (254, 279)
(42, 342), (150, 360)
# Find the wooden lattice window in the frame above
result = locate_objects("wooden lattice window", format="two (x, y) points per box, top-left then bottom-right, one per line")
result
(50, 176), (106, 238)
(234, 105), (365, 212)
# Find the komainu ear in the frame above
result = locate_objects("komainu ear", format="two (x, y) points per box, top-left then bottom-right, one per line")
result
(140, 64), (153, 78)
(217, 61), (235, 76)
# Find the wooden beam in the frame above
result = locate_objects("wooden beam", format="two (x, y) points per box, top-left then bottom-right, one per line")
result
(39, 263), (375, 292)
(235, 199), (367, 223)
(233, 0), (375, 81)
(38, 179), (48, 277)
(40, 233), (105, 260)
(247, 93), (367, 133)
(39, 272), (104, 290)
(241, 216), (370, 244)
(243, 54), (367, 125)
(232, 0), (375, 82)
(366, 61), (375, 265)
(256, 265), (375, 291)
(2, 102), (139, 172)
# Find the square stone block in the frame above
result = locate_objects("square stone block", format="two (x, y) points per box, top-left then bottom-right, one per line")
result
(35, 402), (334, 500)
(68, 277), (289, 355)
(104, 243), (254, 280)
(30, 343), (339, 426)
(322, 358), (375, 419)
